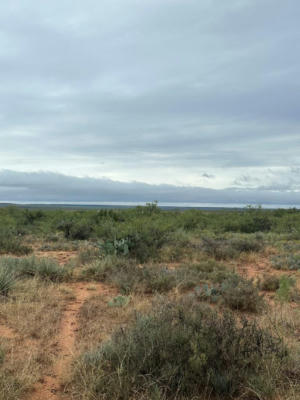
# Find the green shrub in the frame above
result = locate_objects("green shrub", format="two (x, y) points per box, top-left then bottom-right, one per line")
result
(223, 207), (272, 233)
(188, 260), (231, 283)
(30, 257), (70, 282)
(0, 227), (32, 255)
(201, 236), (263, 260)
(194, 284), (221, 303)
(57, 219), (93, 240)
(276, 276), (297, 302)
(220, 274), (264, 312)
(97, 218), (172, 262)
(72, 300), (287, 399)
(195, 274), (264, 312)
(80, 256), (126, 281)
(272, 254), (300, 271)
(117, 218), (174, 262)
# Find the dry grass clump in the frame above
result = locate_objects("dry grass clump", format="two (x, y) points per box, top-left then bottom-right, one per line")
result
(259, 274), (280, 291)
(1, 278), (64, 339)
(0, 256), (72, 282)
(0, 278), (64, 399)
(80, 257), (232, 295)
(75, 291), (151, 353)
(259, 304), (300, 400)
(81, 257), (178, 294)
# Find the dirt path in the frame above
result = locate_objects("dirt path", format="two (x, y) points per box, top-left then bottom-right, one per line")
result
(24, 282), (106, 400)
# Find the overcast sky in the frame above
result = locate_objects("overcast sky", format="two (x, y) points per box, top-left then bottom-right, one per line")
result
(0, 0), (299, 203)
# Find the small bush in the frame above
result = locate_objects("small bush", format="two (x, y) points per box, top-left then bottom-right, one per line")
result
(259, 274), (280, 291)
(116, 219), (173, 262)
(276, 276), (297, 302)
(77, 247), (100, 265)
(71, 300), (287, 399)
(81, 258), (178, 294)
(195, 274), (264, 312)
(0, 227), (32, 255)
(30, 258), (70, 282)
(220, 274), (264, 312)
(201, 236), (263, 260)
(57, 219), (93, 240)
(272, 254), (300, 271)
(188, 260), (231, 283)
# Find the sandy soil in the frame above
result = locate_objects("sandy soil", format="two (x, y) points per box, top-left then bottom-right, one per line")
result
(0, 322), (16, 339)
(34, 251), (77, 265)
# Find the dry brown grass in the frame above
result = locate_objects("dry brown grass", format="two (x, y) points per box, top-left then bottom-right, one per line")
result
(0, 237), (299, 400)
(75, 289), (153, 353)
(254, 303), (300, 400)
(0, 278), (65, 400)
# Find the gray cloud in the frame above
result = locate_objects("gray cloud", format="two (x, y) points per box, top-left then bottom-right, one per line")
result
(0, 170), (299, 205)
(0, 1), (299, 198)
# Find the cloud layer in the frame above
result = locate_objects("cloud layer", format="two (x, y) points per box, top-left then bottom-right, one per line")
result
(0, 170), (299, 205)
(0, 1), (299, 201)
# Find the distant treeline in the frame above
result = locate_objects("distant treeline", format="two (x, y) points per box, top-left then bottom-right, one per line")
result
(0, 203), (299, 240)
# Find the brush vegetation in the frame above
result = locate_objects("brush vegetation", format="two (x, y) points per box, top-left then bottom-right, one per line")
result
(0, 204), (299, 399)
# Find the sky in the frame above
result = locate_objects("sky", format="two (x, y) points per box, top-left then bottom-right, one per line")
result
(0, 0), (299, 204)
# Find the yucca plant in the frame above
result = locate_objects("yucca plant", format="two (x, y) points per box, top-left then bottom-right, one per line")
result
(0, 264), (16, 296)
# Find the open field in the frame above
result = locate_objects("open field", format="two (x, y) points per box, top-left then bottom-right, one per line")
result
(0, 204), (299, 399)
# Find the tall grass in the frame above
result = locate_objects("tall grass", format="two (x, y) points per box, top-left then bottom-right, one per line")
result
(0, 256), (71, 282)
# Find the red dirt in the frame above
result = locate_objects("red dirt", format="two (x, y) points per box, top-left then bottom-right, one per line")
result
(34, 251), (77, 265)
(236, 256), (273, 280)
(24, 282), (107, 400)
(0, 322), (16, 339)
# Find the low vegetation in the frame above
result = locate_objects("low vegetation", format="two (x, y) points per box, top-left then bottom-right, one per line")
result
(71, 299), (287, 400)
(0, 256), (71, 282)
(0, 204), (299, 399)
